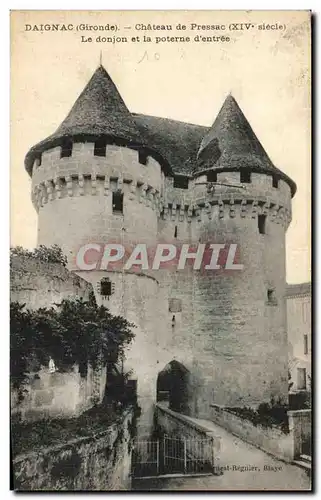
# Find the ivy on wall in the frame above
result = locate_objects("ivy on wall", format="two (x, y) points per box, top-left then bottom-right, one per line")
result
(10, 296), (136, 400)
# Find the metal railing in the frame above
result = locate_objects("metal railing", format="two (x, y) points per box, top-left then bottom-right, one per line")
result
(132, 434), (214, 478)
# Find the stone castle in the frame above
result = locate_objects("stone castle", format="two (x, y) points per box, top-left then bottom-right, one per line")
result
(24, 65), (296, 435)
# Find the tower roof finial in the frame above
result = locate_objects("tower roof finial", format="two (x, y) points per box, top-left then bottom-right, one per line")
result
(99, 50), (103, 67)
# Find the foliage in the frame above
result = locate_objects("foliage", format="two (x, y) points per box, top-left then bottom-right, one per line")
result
(228, 396), (289, 434)
(289, 391), (311, 410)
(10, 244), (68, 267)
(10, 297), (136, 396)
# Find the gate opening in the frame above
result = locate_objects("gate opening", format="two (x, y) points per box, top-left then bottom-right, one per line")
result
(156, 361), (190, 414)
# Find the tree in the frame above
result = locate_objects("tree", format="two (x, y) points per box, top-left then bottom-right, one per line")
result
(10, 298), (136, 403)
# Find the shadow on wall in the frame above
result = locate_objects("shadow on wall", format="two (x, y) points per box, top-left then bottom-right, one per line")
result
(156, 361), (190, 415)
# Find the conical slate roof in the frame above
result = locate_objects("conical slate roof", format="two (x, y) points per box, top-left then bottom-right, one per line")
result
(54, 65), (142, 140)
(196, 95), (296, 194)
(25, 65), (144, 174)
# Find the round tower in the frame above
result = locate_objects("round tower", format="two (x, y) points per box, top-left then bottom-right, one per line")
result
(163, 95), (296, 417)
(25, 66), (171, 437)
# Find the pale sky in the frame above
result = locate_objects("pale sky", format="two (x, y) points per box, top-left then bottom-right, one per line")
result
(10, 10), (311, 284)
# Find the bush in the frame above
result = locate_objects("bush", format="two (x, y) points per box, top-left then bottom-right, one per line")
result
(228, 396), (289, 433)
(10, 245), (68, 267)
(10, 298), (136, 398)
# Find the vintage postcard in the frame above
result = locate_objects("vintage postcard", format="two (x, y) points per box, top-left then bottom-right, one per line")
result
(10, 10), (311, 491)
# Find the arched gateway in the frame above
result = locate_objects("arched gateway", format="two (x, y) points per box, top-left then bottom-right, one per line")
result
(156, 360), (190, 415)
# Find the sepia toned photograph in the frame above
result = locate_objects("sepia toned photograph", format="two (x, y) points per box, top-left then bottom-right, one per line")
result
(10, 10), (311, 491)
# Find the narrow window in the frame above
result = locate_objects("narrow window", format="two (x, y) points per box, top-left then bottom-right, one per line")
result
(138, 149), (148, 165)
(100, 278), (112, 297)
(302, 302), (308, 323)
(112, 191), (124, 214)
(240, 169), (251, 183)
(207, 171), (217, 183)
(267, 288), (277, 305)
(258, 214), (266, 235)
(272, 176), (279, 188)
(35, 155), (42, 167)
(174, 225), (178, 238)
(94, 138), (106, 157)
(304, 334), (308, 355)
(173, 177), (189, 189)
(79, 361), (88, 378)
(297, 368), (307, 390)
(60, 139), (72, 158)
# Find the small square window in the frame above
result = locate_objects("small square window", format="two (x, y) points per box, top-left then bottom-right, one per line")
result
(173, 177), (189, 189)
(169, 298), (182, 313)
(272, 176), (279, 188)
(207, 171), (217, 183)
(240, 169), (251, 183)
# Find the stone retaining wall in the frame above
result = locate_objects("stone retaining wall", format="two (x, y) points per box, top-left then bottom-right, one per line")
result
(210, 404), (297, 462)
(12, 408), (134, 491)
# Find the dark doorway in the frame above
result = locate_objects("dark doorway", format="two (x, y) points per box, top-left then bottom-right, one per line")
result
(156, 361), (190, 414)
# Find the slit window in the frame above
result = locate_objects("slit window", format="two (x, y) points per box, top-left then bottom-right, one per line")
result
(272, 176), (279, 188)
(258, 214), (266, 235)
(112, 191), (124, 214)
(138, 150), (148, 165)
(240, 169), (251, 183)
(94, 138), (107, 157)
(174, 225), (178, 238)
(60, 139), (72, 158)
(297, 368), (307, 390)
(304, 335), (308, 355)
(173, 177), (189, 189)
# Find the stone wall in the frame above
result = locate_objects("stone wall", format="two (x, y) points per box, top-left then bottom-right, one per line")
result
(10, 254), (92, 310)
(10, 254), (105, 421)
(210, 404), (295, 462)
(286, 283), (311, 392)
(12, 408), (134, 491)
(288, 409), (311, 458)
(11, 363), (107, 422)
